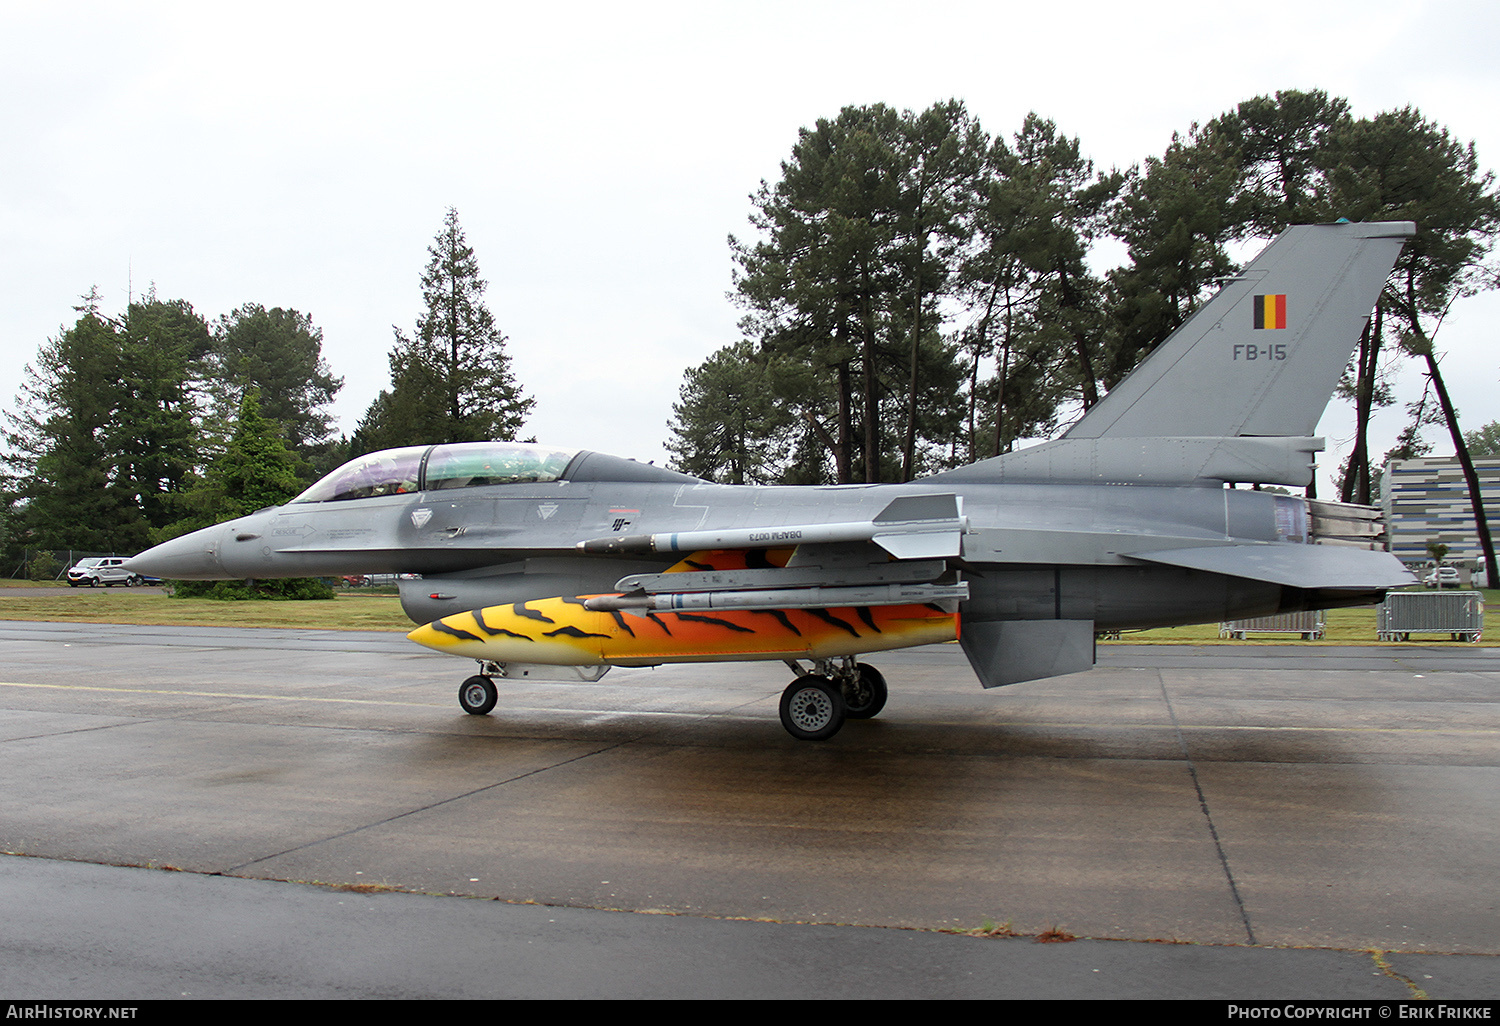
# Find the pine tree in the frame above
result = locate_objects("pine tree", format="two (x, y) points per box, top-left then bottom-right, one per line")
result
(3, 295), (150, 553)
(665, 341), (805, 484)
(167, 392), (332, 599)
(113, 294), (213, 530)
(731, 103), (980, 483)
(357, 209), (532, 451)
(170, 391), (304, 531)
(209, 304), (343, 474)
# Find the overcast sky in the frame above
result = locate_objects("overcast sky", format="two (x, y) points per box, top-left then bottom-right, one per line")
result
(4, 0), (1497, 491)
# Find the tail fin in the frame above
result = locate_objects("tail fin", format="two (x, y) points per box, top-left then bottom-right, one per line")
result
(1067, 221), (1414, 440)
(930, 221), (1414, 488)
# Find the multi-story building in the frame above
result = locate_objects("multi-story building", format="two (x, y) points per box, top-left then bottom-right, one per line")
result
(1381, 456), (1500, 566)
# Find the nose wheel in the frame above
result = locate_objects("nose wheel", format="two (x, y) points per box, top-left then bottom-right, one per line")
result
(458, 674), (498, 715)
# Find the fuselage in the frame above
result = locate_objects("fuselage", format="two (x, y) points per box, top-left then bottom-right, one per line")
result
(130, 442), (1372, 635)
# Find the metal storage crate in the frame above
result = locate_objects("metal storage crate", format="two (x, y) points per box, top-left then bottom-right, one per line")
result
(1219, 610), (1326, 640)
(1377, 590), (1484, 642)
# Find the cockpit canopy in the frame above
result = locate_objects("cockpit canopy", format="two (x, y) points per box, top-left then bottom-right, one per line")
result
(292, 442), (579, 503)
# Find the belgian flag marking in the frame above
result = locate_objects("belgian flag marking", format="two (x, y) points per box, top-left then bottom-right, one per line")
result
(1253, 294), (1287, 329)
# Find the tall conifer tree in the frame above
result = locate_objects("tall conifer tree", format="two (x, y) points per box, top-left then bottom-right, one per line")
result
(356, 209), (532, 452)
(3, 295), (149, 553)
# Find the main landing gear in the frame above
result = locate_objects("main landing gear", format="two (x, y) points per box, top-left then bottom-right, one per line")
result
(453, 657), (889, 742)
(778, 657), (888, 741)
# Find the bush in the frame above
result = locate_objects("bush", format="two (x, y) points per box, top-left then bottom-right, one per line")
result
(168, 577), (336, 601)
(27, 551), (60, 581)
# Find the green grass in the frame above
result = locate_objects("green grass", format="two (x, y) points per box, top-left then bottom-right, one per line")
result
(1104, 588), (1497, 645)
(0, 582), (413, 631)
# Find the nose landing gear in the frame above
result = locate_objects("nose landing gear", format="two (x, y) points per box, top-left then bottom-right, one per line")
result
(458, 674), (498, 715)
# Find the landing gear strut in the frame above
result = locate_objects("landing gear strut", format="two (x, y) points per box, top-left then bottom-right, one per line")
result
(843, 662), (888, 719)
(777, 656), (887, 740)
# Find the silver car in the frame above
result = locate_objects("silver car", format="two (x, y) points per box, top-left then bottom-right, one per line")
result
(67, 557), (140, 587)
(1423, 566), (1462, 589)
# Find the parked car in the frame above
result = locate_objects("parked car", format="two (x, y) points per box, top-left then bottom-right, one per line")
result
(67, 557), (140, 587)
(1423, 566), (1461, 589)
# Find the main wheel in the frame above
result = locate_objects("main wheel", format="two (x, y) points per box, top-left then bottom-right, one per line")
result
(458, 675), (498, 715)
(779, 675), (846, 741)
(843, 662), (888, 719)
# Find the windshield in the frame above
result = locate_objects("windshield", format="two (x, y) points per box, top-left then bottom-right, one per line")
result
(424, 443), (575, 490)
(291, 442), (578, 503)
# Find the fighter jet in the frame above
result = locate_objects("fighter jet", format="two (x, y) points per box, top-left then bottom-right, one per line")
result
(129, 221), (1417, 740)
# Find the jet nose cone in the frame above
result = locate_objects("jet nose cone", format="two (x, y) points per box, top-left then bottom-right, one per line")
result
(407, 621), (459, 653)
(125, 527), (227, 580)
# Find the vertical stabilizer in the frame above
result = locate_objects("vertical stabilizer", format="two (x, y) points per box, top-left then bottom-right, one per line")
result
(1066, 221), (1414, 441)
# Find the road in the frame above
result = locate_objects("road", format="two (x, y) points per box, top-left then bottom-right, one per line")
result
(1, 622), (1497, 998)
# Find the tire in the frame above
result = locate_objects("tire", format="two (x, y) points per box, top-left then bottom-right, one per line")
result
(458, 675), (498, 715)
(779, 675), (845, 741)
(843, 662), (888, 720)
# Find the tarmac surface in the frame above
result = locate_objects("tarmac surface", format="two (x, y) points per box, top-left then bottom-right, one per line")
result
(1, 620), (1497, 998)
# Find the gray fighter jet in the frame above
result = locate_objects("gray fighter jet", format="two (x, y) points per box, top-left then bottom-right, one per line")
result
(129, 221), (1417, 740)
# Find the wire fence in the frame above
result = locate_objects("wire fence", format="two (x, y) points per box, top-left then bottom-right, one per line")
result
(8, 549), (123, 582)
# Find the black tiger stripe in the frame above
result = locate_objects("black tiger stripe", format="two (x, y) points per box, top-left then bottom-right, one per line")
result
(754, 609), (801, 636)
(608, 610), (636, 637)
(473, 609), (534, 641)
(807, 608), (860, 638)
(856, 606), (881, 633)
(511, 602), (555, 623)
(545, 625), (611, 640)
(675, 612), (756, 634)
(646, 612), (673, 635)
(432, 621), (483, 642)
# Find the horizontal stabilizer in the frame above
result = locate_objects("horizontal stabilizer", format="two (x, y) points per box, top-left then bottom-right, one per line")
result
(1126, 543), (1415, 590)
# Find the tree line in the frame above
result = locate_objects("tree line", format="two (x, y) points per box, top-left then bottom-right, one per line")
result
(1, 208), (531, 572)
(667, 90), (1500, 505)
(5, 93), (1498, 578)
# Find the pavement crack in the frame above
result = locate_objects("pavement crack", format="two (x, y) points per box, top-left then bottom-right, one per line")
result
(224, 740), (632, 873)
(1159, 671), (1258, 946)
(1370, 949), (1430, 999)
(0, 717), (161, 743)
